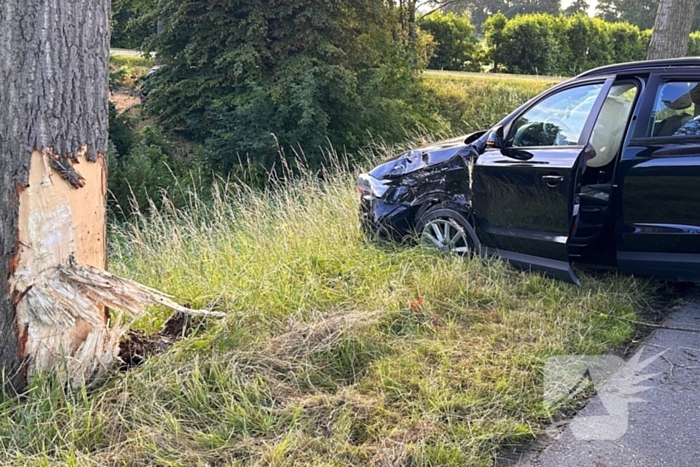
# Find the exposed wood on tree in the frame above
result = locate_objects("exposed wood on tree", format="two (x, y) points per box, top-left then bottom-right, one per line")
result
(0, 0), (220, 392)
(647, 0), (698, 59)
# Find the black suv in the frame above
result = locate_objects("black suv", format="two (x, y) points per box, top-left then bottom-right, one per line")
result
(359, 58), (700, 285)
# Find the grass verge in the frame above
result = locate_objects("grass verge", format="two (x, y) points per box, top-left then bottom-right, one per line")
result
(0, 148), (656, 466)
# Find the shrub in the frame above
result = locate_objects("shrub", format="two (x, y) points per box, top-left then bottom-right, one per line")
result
(108, 126), (209, 216)
(418, 11), (483, 71)
(499, 14), (568, 75)
(484, 12), (508, 73)
(688, 31), (700, 56)
(108, 101), (136, 157)
(566, 15), (615, 75)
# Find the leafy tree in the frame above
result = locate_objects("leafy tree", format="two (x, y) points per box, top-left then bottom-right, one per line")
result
(566, 15), (614, 74)
(442, 0), (561, 29)
(507, 0), (561, 16)
(688, 30), (700, 56)
(565, 0), (590, 16)
(484, 12), (508, 71)
(596, 0), (700, 31)
(418, 11), (482, 71)
(595, 0), (619, 22)
(111, 0), (157, 49)
(609, 22), (647, 62)
(443, 0), (508, 30)
(141, 0), (444, 174)
(499, 13), (568, 74)
(108, 102), (136, 157)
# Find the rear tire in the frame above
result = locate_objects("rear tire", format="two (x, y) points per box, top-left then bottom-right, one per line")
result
(416, 207), (474, 255)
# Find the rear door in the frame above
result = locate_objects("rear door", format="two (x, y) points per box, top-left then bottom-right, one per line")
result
(473, 77), (614, 284)
(616, 74), (700, 282)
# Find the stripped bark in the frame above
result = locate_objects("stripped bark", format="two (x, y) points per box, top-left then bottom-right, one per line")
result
(646, 0), (698, 60)
(0, 1), (216, 391)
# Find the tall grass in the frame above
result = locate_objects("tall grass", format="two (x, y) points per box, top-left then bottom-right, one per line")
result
(0, 145), (654, 466)
(422, 74), (562, 134)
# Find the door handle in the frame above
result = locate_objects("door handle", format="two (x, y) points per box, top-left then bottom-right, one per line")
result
(542, 175), (564, 187)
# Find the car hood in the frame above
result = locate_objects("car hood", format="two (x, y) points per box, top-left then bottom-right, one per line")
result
(369, 136), (474, 180)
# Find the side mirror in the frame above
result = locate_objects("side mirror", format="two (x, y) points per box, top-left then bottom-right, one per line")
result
(487, 125), (533, 161)
(463, 130), (487, 145)
(486, 126), (505, 149)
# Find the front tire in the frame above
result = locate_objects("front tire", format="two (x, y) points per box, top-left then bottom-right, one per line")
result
(416, 207), (474, 255)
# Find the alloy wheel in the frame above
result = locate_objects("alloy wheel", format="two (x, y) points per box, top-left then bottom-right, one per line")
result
(420, 217), (471, 254)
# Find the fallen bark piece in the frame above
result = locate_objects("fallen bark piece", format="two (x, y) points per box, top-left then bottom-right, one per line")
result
(16, 259), (223, 387)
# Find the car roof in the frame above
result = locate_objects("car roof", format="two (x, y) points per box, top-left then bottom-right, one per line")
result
(577, 57), (700, 78)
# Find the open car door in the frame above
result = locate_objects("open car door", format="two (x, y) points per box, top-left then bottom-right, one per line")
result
(472, 77), (615, 285)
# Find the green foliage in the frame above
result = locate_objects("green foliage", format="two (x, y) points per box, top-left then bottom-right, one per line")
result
(108, 126), (209, 216)
(564, 0), (590, 16)
(484, 12), (508, 72)
(141, 0), (445, 176)
(421, 73), (560, 133)
(418, 11), (482, 71)
(609, 22), (647, 62)
(688, 31), (700, 56)
(566, 15), (615, 74)
(110, 0), (156, 49)
(108, 102), (136, 157)
(595, 0), (700, 32)
(499, 14), (569, 75)
(109, 53), (155, 90)
(489, 13), (646, 75)
(444, 0), (561, 31)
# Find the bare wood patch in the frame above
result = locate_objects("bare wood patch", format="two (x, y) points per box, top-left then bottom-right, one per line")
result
(10, 150), (220, 387)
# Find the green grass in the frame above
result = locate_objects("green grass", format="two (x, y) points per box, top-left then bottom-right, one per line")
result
(109, 53), (155, 69)
(109, 53), (155, 89)
(0, 144), (656, 466)
(422, 73), (562, 134)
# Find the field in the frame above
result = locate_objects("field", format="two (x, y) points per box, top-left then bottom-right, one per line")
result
(0, 73), (662, 466)
(422, 72), (562, 134)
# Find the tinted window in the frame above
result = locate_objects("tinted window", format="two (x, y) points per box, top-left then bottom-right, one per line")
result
(508, 84), (604, 148)
(649, 81), (700, 137)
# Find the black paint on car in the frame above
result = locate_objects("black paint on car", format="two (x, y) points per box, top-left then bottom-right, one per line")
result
(359, 58), (700, 284)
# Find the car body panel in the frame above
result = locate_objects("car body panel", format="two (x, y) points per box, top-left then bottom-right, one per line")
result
(359, 60), (700, 285)
(472, 77), (614, 283)
(612, 71), (700, 282)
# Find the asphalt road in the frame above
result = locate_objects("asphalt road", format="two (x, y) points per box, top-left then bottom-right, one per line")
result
(526, 295), (700, 467)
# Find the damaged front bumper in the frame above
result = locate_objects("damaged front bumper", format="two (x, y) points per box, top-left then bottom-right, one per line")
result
(358, 141), (480, 243)
(359, 192), (418, 242)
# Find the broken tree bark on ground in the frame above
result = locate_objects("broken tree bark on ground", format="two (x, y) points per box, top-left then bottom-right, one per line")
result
(0, 0), (218, 392)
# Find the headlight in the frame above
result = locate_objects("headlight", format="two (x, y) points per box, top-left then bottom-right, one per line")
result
(357, 173), (390, 199)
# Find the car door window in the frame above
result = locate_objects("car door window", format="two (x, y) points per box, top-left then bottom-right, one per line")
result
(649, 81), (700, 137)
(508, 84), (604, 148)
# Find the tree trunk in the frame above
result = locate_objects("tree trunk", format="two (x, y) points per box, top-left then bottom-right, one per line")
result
(646, 0), (697, 59)
(0, 0), (111, 391)
(0, 1), (220, 393)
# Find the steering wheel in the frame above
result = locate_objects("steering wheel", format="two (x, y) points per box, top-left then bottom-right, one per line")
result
(543, 117), (572, 134)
